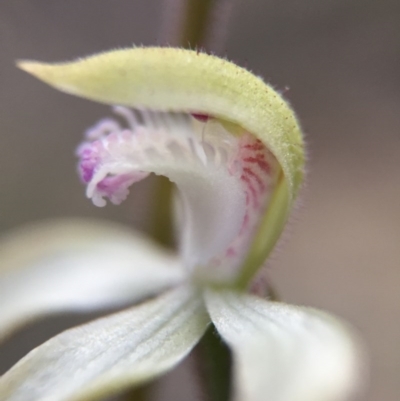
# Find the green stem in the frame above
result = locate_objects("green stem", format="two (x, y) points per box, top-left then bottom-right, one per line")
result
(180, 0), (215, 48)
(266, 282), (281, 302)
(196, 324), (232, 401)
(150, 0), (220, 247)
(122, 385), (150, 401)
(150, 176), (175, 247)
(146, 2), (236, 401)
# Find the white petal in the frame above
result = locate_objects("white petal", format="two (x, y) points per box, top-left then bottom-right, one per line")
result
(0, 219), (185, 341)
(0, 286), (209, 401)
(205, 290), (364, 401)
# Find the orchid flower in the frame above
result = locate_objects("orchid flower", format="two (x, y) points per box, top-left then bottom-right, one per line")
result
(0, 48), (362, 401)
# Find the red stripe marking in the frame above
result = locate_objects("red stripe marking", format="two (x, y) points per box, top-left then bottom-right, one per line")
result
(226, 247), (237, 257)
(243, 167), (265, 191)
(243, 142), (264, 151)
(243, 156), (270, 173)
(239, 213), (250, 235)
(241, 174), (259, 208)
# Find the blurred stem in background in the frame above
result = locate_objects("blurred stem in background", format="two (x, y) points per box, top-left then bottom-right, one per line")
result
(180, 0), (216, 48)
(127, 1), (236, 401)
(151, 0), (237, 247)
(196, 325), (232, 401)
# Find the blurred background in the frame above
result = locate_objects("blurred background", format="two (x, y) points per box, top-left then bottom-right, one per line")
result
(0, 1), (399, 400)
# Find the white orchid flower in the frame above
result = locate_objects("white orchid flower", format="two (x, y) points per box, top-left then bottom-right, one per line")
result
(0, 48), (363, 401)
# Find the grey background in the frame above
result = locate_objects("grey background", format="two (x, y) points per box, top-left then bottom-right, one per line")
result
(0, 1), (399, 400)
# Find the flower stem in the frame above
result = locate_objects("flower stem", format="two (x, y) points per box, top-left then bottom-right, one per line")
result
(151, 0), (237, 249)
(196, 324), (232, 401)
(179, 0), (215, 48)
(122, 385), (150, 401)
(148, 3), (236, 401)
(150, 176), (175, 247)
